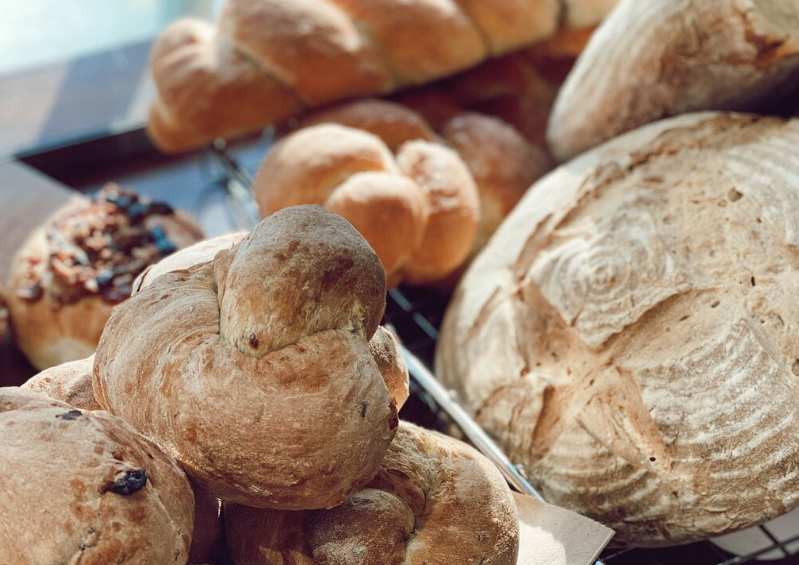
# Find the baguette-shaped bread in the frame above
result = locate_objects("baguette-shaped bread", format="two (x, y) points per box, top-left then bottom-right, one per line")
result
(437, 112), (799, 545)
(0, 388), (194, 564)
(548, 0), (799, 161)
(225, 422), (519, 565)
(6, 185), (203, 370)
(148, 0), (620, 152)
(94, 207), (399, 510)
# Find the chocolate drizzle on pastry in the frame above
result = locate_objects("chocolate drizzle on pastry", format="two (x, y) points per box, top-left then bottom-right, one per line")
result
(18, 184), (181, 306)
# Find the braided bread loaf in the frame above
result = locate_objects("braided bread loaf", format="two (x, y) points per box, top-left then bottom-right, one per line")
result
(256, 100), (545, 286)
(225, 422), (519, 565)
(94, 206), (400, 510)
(148, 0), (619, 152)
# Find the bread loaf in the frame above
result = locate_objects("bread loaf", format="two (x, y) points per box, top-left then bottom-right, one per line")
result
(225, 422), (519, 565)
(22, 356), (100, 411)
(259, 100), (546, 285)
(6, 184), (203, 370)
(255, 116), (480, 286)
(437, 112), (799, 545)
(0, 387), (194, 564)
(148, 0), (620, 152)
(94, 206), (399, 510)
(548, 0), (799, 161)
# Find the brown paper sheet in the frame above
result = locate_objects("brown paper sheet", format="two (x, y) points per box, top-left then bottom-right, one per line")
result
(515, 492), (614, 565)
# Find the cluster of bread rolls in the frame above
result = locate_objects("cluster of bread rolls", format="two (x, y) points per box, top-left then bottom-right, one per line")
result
(6, 184), (203, 370)
(148, 0), (619, 152)
(8, 206), (520, 564)
(256, 99), (547, 287)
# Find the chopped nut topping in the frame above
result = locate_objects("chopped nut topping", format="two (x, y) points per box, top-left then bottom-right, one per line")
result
(18, 184), (181, 305)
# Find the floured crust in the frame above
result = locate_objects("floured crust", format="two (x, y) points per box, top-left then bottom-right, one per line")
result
(548, 0), (799, 161)
(368, 326), (410, 410)
(94, 207), (397, 510)
(0, 387), (194, 564)
(225, 422), (519, 564)
(437, 112), (799, 545)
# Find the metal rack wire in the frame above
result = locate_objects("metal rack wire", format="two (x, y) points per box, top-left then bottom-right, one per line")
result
(203, 143), (799, 565)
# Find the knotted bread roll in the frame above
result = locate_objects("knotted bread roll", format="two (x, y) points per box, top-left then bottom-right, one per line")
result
(225, 422), (519, 565)
(94, 206), (399, 510)
(148, 0), (620, 152)
(6, 184), (203, 370)
(438, 112), (799, 545)
(0, 388), (194, 565)
(548, 0), (799, 161)
(23, 355), (100, 411)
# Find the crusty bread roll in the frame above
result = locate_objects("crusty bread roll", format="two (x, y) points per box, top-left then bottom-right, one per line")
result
(437, 112), (799, 545)
(225, 422), (519, 565)
(21, 358), (224, 563)
(0, 387), (194, 564)
(259, 100), (547, 285)
(6, 184), (203, 370)
(148, 0), (620, 152)
(22, 355), (100, 411)
(368, 326), (409, 410)
(548, 0), (799, 161)
(94, 206), (398, 510)
(254, 118), (479, 286)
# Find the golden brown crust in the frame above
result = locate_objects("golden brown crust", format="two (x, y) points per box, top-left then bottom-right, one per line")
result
(6, 189), (203, 370)
(147, 0), (619, 152)
(0, 387), (194, 564)
(94, 207), (397, 510)
(225, 423), (519, 565)
(22, 356), (101, 410)
(395, 141), (480, 284)
(442, 113), (549, 252)
(294, 99), (437, 152)
(437, 112), (799, 545)
(368, 327), (409, 410)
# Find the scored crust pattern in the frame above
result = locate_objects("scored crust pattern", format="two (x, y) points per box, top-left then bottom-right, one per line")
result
(437, 112), (799, 545)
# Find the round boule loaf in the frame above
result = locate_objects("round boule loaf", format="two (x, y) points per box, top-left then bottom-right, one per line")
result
(0, 387), (194, 564)
(94, 206), (398, 510)
(438, 112), (799, 545)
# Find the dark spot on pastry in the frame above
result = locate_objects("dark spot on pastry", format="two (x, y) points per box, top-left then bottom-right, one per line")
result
(249, 334), (259, 349)
(791, 360), (799, 376)
(17, 283), (43, 301)
(56, 410), (83, 421)
(359, 402), (368, 418)
(102, 469), (148, 496)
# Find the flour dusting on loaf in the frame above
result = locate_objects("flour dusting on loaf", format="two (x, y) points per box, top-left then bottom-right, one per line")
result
(437, 112), (799, 545)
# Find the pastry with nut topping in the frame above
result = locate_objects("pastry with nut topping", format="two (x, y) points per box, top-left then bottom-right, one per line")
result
(6, 184), (203, 370)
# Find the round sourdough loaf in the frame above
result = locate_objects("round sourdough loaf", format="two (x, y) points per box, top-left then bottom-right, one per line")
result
(225, 422), (519, 565)
(437, 112), (799, 545)
(0, 387), (194, 564)
(94, 206), (399, 510)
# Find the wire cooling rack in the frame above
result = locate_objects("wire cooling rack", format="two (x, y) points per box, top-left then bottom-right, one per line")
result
(199, 143), (799, 565)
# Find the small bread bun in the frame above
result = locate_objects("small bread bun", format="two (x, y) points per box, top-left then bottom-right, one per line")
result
(22, 355), (100, 411)
(6, 184), (203, 370)
(0, 387), (194, 564)
(255, 120), (480, 286)
(225, 422), (519, 565)
(368, 326), (409, 410)
(94, 206), (397, 510)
